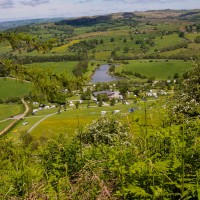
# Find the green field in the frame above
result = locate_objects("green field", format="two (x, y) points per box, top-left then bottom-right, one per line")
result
(0, 103), (23, 120)
(0, 78), (31, 99)
(7, 116), (44, 140)
(156, 23), (180, 31)
(185, 33), (200, 41)
(148, 34), (187, 53)
(0, 119), (15, 131)
(8, 99), (162, 140)
(26, 61), (78, 76)
(116, 60), (192, 79)
(8, 104), (131, 139)
(51, 40), (80, 53)
(0, 44), (12, 53)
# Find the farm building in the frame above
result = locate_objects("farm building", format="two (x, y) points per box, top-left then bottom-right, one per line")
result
(92, 91), (123, 100)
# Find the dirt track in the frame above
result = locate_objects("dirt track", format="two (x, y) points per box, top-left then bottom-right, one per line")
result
(0, 99), (29, 136)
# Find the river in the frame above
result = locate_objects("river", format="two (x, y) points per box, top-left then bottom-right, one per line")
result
(91, 64), (120, 83)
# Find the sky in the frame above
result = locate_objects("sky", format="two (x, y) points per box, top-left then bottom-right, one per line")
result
(0, 0), (200, 22)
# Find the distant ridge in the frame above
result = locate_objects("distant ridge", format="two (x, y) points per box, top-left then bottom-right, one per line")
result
(1, 9), (200, 31)
(55, 15), (112, 26)
(0, 18), (64, 31)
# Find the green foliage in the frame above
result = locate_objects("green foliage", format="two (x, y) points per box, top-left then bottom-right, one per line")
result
(174, 72), (180, 79)
(81, 88), (91, 100)
(171, 60), (200, 118)
(110, 98), (116, 106)
(108, 64), (115, 73)
(0, 99), (200, 199)
(178, 31), (185, 38)
(118, 81), (129, 99)
(194, 35), (200, 43)
(110, 37), (115, 42)
(100, 39), (104, 44)
(72, 61), (88, 77)
(97, 93), (109, 102)
(80, 115), (128, 145)
(0, 63), (10, 77)
(68, 39), (99, 52)
(0, 32), (56, 53)
(94, 82), (110, 91)
(1, 13), (200, 200)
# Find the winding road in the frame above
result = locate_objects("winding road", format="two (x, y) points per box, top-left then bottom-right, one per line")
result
(0, 99), (29, 136)
(27, 111), (64, 133)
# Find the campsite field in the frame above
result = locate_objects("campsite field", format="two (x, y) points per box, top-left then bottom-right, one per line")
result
(116, 59), (192, 79)
(8, 99), (163, 140)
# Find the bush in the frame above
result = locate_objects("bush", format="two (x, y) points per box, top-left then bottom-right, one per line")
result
(110, 37), (115, 42)
(0, 98), (4, 104)
(5, 97), (21, 103)
(110, 98), (116, 106)
(80, 115), (128, 145)
(122, 60), (129, 64)
(195, 36), (200, 43)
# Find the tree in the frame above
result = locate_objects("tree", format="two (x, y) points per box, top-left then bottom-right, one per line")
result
(75, 101), (80, 109)
(119, 82), (129, 100)
(72, 61), (88, 77)
(81, 88), (91, 100)
(110, 98), (116, 106)
(99, 39), (104, 44)
(0, 33), (83, 102)
(172, 60), (200, 117)
(194, 36), (200, 43)
(111, 50), (116, 59)
(173, 72), (180, 79)
(109, 65), (115, 74)
(80, 115), (128, 145)
(110, 37), (115, 42)
(133, 88), (140, 96)
(0, 63), (10, 77)
(123, 46), (129, 53)
(178, 31), (185, 38)
(181, 61), (200, 102)
(98, 98), (103, 107)
(97, 94), (108, 102)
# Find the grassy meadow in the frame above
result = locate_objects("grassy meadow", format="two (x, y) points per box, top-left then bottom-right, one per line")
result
(0, 78), (31, 99)
(149, 33), (187, 53)
(116, 59), (192, 79)
(8, 99), (163, 140)
(26, 61), (78, 76)
(51, 39), (80, 53)
(0, 103), (23, 120)
(0, 119), (15, 132)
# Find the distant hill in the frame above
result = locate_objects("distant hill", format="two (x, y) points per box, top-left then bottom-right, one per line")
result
(135, 9), (200, 20)
(55, 15), (112, 27)
(179, 11), (200, 18)
(0, 18), (64, 32)
(178, 10), (200, 21)
(53, 9), (200, 27)
(2, 9), (200, 31)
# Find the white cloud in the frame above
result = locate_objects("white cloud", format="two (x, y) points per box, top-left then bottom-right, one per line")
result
(0, 0), (200, 22)
(0, 0), (14, 8)
(20, 0), (50, 7)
